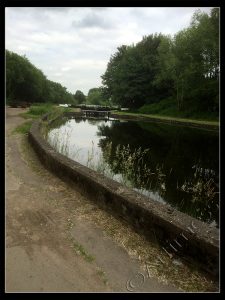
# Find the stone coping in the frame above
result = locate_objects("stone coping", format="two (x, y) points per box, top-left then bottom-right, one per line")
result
(28, 112), (219, 277)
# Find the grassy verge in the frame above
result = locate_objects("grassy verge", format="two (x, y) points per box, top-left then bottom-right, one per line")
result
(113, 111), (219, 127)
(20, 103), (57, 119)
(20, 103), (79, 120)
(137, 98), (219, 122)
(12, 120), (33, 135)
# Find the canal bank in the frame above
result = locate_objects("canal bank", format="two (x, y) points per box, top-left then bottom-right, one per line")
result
(7, 107), (202, 292)
(28, 111), (219, 279)
(111, 112), (219, 131)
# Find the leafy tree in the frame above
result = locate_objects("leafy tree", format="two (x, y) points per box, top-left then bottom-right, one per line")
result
(102, 34), (170, 109)
(173, 8), (219, 112)
(74, 90), (86, 104)
(87, 87), (109, 105)
(101, 8), (219, 116)
(6, 51), (46, 103)
(6, 50), (75, 105)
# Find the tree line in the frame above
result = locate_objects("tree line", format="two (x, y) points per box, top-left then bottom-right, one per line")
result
(101, 8), (219, 117)
(6, 50), (75, 105)
(6, 8), (219, 118)
(6, 49), (107, 107)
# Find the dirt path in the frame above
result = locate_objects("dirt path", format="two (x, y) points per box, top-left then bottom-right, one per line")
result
(5, 107), (216, 292)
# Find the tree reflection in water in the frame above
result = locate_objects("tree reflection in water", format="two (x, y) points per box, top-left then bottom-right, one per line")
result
(47, 117), (219, 227)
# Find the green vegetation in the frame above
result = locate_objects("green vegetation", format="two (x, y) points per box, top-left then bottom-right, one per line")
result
(6, 50), (76, 106)
(72, 241), (95, 263)
(21, 102), (76, 119)
(6, 8), (219, 121)
(138, 98), (219, 121)
(86, 87), (109, 106)
(21, 103), (55, 119)
(13, 103), (61, 134)
(13, 120), (33, 135)
(114, 111), (219, 126)
(102, 8), (219, 120)
(73, 90), (86, 104)
(96, 268), (108, 285)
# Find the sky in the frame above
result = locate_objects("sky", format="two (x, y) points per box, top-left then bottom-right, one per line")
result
(5, 7), (213, 95)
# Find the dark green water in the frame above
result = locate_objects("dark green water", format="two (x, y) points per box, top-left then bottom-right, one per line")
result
(47, 116), (219, 227)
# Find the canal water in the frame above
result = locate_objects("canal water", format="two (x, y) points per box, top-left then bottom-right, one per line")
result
(47, 116), (219, 227)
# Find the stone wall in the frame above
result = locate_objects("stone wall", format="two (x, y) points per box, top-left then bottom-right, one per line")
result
(28, 113), (219, 277)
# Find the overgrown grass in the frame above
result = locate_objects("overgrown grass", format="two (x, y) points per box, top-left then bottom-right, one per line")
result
(13, 121), (33, 135)
(113, 97), (219, 124)
(137, 98), (219, 123)
(114, 111), (219, 126)
(20, 103), (55, 119)
(20, 103), (77, 120)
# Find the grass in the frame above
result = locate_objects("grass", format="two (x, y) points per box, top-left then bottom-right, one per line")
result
(114, 111), (219, 126)
(13, 103), (66, 135)
(12, 120), (33, 135)
(20, 103), (78, 120)
(19, 102), (78, 139)
(113, 97), (219, 126)
(72, 241), (95, 263)
(20, 103), (56, 119)
(96, 268), (108, 285)
(137, 98), (219, 122)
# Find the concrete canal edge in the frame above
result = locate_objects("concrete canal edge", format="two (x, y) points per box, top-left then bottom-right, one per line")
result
(28, 113), (219, 278)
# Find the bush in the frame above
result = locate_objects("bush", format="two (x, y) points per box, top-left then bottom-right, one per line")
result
(138, 97), (176, 115)
(138, 97), (219, 121)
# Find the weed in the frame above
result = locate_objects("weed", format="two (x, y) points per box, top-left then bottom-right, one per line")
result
(72, 241), (95, 263)
(96, 268), (108, 285)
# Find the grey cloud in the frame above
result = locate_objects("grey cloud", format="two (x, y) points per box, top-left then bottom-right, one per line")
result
(72, 12), (113, 29)
(6, 7), (215, 95)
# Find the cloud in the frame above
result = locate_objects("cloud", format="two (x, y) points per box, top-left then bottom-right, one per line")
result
(72, 11), (113, 29)
(5, 7), (214, 95)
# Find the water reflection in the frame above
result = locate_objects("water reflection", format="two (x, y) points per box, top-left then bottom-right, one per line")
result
(47, 117), (219, 227)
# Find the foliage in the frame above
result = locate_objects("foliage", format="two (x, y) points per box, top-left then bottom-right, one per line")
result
(101, 8), (219, 117)
(86, 87), (109, 105)
(138, 98), (219, 121)
(6, 50), (75, 105)
(73, 90), (86, 104)
(26, 103), (54, 116)
(72, 241), (95, 263)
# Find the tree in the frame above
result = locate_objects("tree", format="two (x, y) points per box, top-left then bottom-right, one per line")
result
(152, 35), (176, 103)
(74, 90), (86, 104)
(102, 34), (169, 109)
(173, 8), (219, 112)
(6, 50), (46, 103)
(6, 50), (75, 105)
(101, 8), (219, 116)
(87, 87), (109, 105)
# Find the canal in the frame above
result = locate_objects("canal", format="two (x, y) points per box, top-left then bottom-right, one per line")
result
(46, 116), (219, 227)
